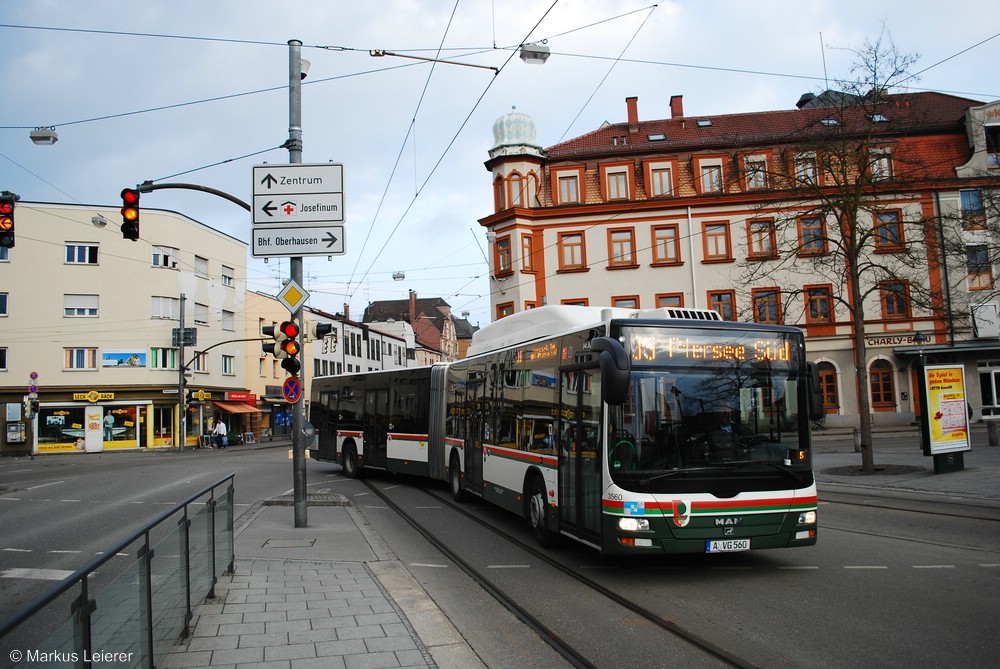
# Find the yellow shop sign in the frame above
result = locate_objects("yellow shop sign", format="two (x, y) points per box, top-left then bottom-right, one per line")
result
(73, 391), (115, 402)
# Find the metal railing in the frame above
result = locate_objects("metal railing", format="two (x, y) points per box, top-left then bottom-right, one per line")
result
(0, 475), (235, 669)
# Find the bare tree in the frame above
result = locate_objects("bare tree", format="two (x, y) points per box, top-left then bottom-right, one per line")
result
(735, 29), (935, 472)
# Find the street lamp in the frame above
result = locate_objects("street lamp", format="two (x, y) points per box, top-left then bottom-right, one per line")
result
(913, 331), (930, 454)
(519, 43), (550, 64)
(30, 127), (58, 145)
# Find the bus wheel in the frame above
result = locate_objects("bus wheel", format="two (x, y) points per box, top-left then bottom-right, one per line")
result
(449, 454), (467, 502)
(528, 476), (557, 548)
(342, 446), (361, 479)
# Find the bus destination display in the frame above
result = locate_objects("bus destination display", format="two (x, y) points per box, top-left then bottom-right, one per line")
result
(626, 328), (798, 365)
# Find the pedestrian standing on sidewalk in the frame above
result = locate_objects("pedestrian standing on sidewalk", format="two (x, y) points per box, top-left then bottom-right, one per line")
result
(213, 418), (228, 449)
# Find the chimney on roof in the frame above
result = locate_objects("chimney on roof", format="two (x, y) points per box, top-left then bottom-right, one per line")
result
(343, 303), (350, 320)
(409, 289), (417, 324)
(626, 96), (639, 134)
(670, 95), (684, 119)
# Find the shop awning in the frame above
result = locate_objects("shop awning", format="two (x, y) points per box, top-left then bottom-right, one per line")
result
(214, 401), (262, 414)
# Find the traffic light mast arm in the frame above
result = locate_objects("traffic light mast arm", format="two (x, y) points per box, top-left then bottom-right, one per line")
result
(137, 181), (251, 212)
(181, 337), (270, 371)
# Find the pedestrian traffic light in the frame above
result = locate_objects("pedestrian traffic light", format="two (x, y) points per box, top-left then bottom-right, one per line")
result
(120, 188), (140, 241)
(0, 193), (16, 249)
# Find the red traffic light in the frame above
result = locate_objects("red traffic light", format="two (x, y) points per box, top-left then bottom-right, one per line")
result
(0, 201), (12, 216)
(120, 188), (140, 241)
(0, 194), (15, 249)
(278, 321), (300, 339)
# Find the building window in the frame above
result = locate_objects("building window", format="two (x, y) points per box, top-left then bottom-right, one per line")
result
(961, 189), (985, 228)
(150, 347), (178, 370)
(875, 211), (904, 251)
(64, 347), (98, 370)
(494, 175), (506, 211)
(608, 228), (636, 268)
(703, 222), (732, 261)
(967, 245), (994, 291)
(747, 219), (776, 258)
(651, 225), (681, 264)
(64, 294), (98, 317)
(521, 235), (534, 271)
(871, 149), (893, 181)
(649, 166), (673, 197)
(987, 127), (1000, 168)
(708, 290), (736, 320)
(869, 359), (896, 411)
(509, 173), (523, 207)
(495, 235), (513, 276)
(152, 246), (178, 268)
(612, 296), (639, 308)
(222, 265), (234, 287)
(880, 281), (910, 319)
(558, 232), (586, 271)
(744, 155), (768, 190)
(194, 302), (209, 326)
(497, 302), (514, 319)
(656, 293), (684, 308)
(151, 296), (180, 320)
(191, 351), (208, 373)
(0, 347), (7, 371)
(194, 255), (208, 278)
(66, 243), (99, 265)
(818, 362), (839, 414)
(798, 216), (827, 255)
(0, 247), (8, 261)
(601, 164), (631, 201)
(0, 292), (7, 317)
(561, 298), (590, 306)
(222, 309), (235, 331)
(794, 153), (817, 185)
(752, 288), (782, 324)
(222, 355), (234, 375)
(806, 285), (833, 324)
(700, 163), (723, 193)
(553, 168), (584, 205)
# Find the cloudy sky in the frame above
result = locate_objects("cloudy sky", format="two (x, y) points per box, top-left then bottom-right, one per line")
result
(3, 1), (998, 327)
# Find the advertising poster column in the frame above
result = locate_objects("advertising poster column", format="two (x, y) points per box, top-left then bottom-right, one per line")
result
(921, 364), (970, 474)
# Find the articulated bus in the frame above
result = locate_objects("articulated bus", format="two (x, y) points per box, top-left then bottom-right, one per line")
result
(309, 305), (823, 555)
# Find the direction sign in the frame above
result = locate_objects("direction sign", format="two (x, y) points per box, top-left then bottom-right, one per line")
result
(252, 225), (346, 258)
(252, 163), (344, 225)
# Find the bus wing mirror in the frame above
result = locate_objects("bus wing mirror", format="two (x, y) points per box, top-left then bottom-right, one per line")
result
(806, 362), (825, 421)
(590, 337), (630, 405)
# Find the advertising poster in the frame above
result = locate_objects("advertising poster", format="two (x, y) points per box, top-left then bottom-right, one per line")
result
(922, 364), (971, 455)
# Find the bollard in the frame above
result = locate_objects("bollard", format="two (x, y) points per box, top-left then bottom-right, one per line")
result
(988, 421), (1000, 447)
(853, 427), (861, 453)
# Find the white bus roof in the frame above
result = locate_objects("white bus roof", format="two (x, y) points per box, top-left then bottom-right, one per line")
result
(467, 305), (720, 356)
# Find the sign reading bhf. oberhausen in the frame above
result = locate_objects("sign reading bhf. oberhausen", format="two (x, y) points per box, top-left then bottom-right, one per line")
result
(252, 163), (344, 225)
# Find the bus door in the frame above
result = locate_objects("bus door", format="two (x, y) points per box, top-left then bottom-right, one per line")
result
(463, 373), (485, 495)
(363, 389), (389, 467)
(558, 364), (602, 540)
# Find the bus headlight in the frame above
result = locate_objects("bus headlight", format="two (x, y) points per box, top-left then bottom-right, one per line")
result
(798, 511), (817, 525)
(618, 517), (650, 532)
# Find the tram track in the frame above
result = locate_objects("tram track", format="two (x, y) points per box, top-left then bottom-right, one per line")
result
(362, 477), (759, 669)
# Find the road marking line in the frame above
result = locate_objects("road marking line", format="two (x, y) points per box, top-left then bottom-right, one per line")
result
(58, 499), (81, 503)
(844, 565), (888, 569)
(487, 565), (530, 569)
(27, 481), (64, 490)
(2, 548), (32, 553)
(778, 565), (820, 570)
(409, 563), (448, 569)
(1, 568), (74, 580)
(49, 550), (81, 554)
(913, 565), (955, 569)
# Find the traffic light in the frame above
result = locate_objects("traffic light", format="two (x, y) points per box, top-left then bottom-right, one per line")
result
(0, 192), (16, 249)
(120, 188), (140, 241)
(262, 321), (301, 375)
(305, 321), (334, 341)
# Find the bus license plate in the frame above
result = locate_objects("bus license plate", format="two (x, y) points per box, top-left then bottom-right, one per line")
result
(706, 539), (750, 553)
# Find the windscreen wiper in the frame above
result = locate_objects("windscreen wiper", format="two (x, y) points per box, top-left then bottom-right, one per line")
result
(638, 466), (736, 486)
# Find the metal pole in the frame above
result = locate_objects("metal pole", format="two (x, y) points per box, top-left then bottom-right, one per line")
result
(288, 39), (308, 527)
(178, 293), (186, 453)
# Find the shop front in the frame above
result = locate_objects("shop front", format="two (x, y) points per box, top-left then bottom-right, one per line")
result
(213, 391), (263, 444)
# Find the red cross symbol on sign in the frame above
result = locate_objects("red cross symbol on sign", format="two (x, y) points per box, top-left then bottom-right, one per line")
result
(282, 377), (302, 404)
(281, 201), (296, 216)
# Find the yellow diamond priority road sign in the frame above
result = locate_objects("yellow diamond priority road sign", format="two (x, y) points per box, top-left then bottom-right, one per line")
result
(277, 279), (309, 313)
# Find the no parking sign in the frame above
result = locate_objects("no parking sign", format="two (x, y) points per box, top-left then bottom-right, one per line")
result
(282, 376), (302, 404)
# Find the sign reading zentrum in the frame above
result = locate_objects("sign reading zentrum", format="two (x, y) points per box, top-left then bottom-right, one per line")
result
(252, 163), (346, 257)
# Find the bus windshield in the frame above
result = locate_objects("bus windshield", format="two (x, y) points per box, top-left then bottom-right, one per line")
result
(608, 326), (810, 492)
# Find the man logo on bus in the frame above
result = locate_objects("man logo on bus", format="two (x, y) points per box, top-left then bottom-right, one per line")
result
(672, 500), (692, 528)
